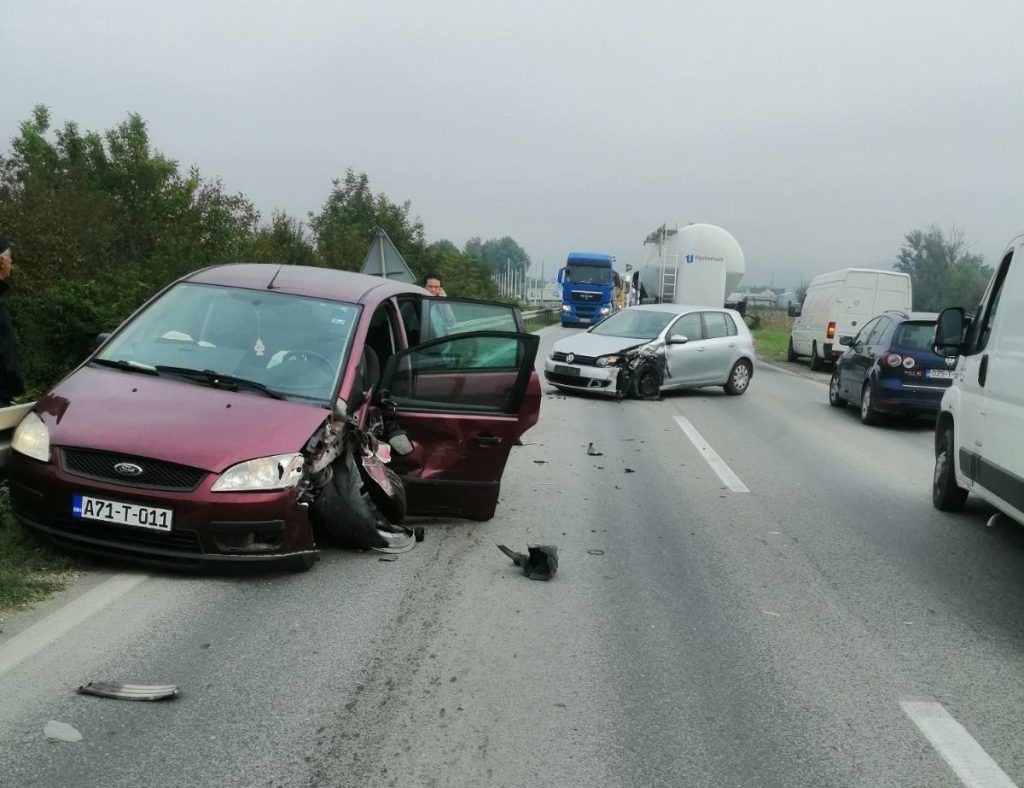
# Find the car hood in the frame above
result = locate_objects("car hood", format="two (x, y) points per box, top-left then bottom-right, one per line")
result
(551, 331), (650, 357)
(37, 366), (329, 472)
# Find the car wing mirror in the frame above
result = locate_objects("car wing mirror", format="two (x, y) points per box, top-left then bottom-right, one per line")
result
(788, 304), (802, 318)
(933, 307), (966, 356)
(838, 335), (853, 347)
(667, 334), (688, 345)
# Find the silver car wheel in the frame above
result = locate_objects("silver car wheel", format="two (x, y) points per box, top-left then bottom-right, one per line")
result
(732, 362), (750, 392)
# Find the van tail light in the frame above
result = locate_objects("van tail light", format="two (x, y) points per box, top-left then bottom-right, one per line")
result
(826, 321), (836, 340)
(882, 352), (903, 368)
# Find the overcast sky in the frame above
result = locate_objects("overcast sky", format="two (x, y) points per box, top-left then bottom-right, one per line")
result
(5, 0), (1023, 288)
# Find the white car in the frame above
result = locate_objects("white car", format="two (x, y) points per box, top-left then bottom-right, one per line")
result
(788, 268), (912, 369)
(932, 232), (1024, 525)
(544, 304), (756, 399)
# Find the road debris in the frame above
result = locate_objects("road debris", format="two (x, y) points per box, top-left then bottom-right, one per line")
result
(77, 682), (179, 701)
(44, 721), (82, 742)
(586, 442), (603, 456)
(497, 544), (559, 581)
(378, 555), (398, 562)
(761, 610), (781, 618)
(533, 460), (548, 464)
(624, 468), (635, 473)
(587, 549), (605, 556)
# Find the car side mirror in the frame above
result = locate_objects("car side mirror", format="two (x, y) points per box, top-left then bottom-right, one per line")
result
(788, 304), (802, 318)
(838, 335), (853, 347)
(94, 332), (111, 349)
(933, 307), (965, 356)
(557, 268), (565, 284)
(667, 334), (688, 345)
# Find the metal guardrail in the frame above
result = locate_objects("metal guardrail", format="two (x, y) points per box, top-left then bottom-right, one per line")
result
(0, 403), (33, 468)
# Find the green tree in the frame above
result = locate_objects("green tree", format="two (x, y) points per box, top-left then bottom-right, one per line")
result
(894, 225), (992, 311)
(251, 211), (317, 266)
(463, 236), (531, 277)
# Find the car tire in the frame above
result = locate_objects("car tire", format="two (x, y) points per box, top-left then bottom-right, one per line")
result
(631, 364), (662, 400)
(859, 381), (881, 425)
(290, 553), (319, 573)
(724, 359), (752, 395)
(810, 342), (825, 371)
(933, 425), (968, 511)
(828, 369), (847, 407)
(787, 337), (798, 362)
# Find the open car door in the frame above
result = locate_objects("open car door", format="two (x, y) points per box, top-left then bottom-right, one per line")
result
(377, 329), (540, 521)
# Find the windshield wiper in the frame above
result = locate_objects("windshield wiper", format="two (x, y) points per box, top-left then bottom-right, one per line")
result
(154, 366), (285, 399)
(92, 358), (159, 375)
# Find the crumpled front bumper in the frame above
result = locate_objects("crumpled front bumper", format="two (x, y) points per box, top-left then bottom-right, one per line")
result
(543, 358), (619, 394)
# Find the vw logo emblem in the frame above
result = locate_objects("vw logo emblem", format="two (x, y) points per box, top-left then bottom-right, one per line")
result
(114, 462), (144, 477)
(566, 353), (575, 364)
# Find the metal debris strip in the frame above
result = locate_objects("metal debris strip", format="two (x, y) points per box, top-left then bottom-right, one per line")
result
(587, 549), (605, 556)
(43, 720), (82, 742)
(77, 682), (179, 701)
(497, 544), (559, 581)
(586, 442), (603, 456)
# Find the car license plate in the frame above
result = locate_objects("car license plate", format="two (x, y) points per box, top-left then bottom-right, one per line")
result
(72, 495), (173, 531)
(554, 364), (580, 376)
(926, 369), (955, 379)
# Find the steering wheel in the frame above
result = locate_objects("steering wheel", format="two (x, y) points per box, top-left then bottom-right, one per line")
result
(279, 349), (336, 376)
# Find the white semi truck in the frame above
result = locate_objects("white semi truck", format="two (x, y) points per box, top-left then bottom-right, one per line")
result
(633, 223), (745, 309)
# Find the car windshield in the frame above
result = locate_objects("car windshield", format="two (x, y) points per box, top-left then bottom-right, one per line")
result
(894, 321), (938, 353)
(590, 309), (675, 339)
(96, 282), (360, 403)
(565, 265), (611, 285)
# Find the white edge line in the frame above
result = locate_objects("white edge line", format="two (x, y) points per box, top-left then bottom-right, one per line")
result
(673, 414), (749, 493)
(901, 701), (1018, 788)
(0, 573), (148, 676)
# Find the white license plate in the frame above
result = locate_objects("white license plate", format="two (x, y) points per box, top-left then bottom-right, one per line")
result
(926, 369), (955, 379)
(72, 495), (173, 531)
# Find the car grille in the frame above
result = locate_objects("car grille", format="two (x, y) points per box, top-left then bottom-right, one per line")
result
(61, 448), (207, 491)
(50, 512), (204, 554)
(551, 352), (599, 366)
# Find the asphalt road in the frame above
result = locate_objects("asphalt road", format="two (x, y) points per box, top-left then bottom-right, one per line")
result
(1, 324), (1023, 787)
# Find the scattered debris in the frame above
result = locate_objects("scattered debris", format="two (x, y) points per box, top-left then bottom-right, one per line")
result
(533, 460), (548, 464)
(761, 610), (781, 618)
(378, 555), (398, 562)
(44, 721), (82, 742)
(986, 513), (1005, 528)
(497, 544), (559, 581)
(78, 682), (179, 702)
(587, 549), (605, 556)
(586, 442), (603, 456)
(624, 468), (635, 473)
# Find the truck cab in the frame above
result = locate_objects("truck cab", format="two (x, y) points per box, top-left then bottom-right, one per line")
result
(558, 252), (617, 327)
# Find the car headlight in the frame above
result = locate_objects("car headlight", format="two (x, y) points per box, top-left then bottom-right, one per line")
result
(596, 355), (620, 367)
(598, 306), (611, 315)
(12, 411), (51, 463)
(211, 453), (304, 492)
(561, 304), (571, 312)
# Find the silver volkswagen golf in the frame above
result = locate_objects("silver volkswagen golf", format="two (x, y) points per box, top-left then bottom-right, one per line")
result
(543, 304), (756, 399)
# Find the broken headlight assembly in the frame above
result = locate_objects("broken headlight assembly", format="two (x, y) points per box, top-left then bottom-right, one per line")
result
(12, 411), (51, 463)
(595, 355), (621, 367)
(211, 453), (305, 492)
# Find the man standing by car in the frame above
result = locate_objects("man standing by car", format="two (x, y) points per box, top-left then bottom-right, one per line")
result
(424, 273), (447, 297)
(0, 235), (25, 407)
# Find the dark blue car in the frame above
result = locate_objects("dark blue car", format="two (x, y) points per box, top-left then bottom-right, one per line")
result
(828, 311), (956, 424)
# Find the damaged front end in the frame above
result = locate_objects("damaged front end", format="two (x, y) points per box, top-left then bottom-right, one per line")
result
(609, 342), (668, 400)
(299, 407), (418, 554)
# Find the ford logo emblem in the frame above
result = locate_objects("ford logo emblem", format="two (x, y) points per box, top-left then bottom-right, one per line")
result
(114, 462), (144, 477)
(566, 353), (575, 364)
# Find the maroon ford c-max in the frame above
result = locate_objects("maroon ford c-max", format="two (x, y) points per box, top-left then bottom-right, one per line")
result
(9, 264), (541, 571)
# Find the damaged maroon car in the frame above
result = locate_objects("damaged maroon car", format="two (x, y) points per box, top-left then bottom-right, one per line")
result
(8, 264), (541, 571)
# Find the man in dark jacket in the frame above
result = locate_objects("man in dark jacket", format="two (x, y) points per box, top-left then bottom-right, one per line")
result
(0, 235), (25, 407)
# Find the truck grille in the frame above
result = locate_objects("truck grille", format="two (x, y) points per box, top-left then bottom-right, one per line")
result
(572, 291), (601, 303)
(61, 448), (207, 491)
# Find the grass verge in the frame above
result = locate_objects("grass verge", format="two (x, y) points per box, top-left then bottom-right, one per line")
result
(749, 309), (794, 364)
(0, 485), (77, 613)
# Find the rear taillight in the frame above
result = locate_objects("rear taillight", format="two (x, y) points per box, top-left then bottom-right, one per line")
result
(826, 321), (836, 340)
(881, 352), (917, 369)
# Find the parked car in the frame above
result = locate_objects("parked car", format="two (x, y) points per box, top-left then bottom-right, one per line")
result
(788, 268), (912, 370)
(932, 233), (1024, 525)
(828, 311), (955, 424)
(8, 264), (541, 571)
(544, 304), (755, 399)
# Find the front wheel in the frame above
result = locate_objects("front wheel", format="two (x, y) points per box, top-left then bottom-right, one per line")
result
(859, 382), (881, 425)
(828, 369), (847, 408)
(933, 425), (968, 511)
(724, 360), (752, 395)
(631, 364), (662, 400)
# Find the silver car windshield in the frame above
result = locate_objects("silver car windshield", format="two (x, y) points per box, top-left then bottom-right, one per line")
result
(590, 310), (675, 340)
(96, 282), (360, 403)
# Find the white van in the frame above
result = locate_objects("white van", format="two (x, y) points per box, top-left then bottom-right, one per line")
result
(787, 269), (912, 370)
(932, 232), (1024, 525)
